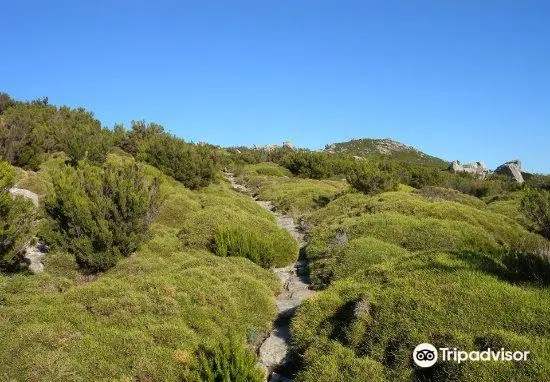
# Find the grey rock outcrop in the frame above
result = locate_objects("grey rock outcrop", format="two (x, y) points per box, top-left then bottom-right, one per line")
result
(23, 241), (48, 273)
(8, 187), (47, 272)
(495, 160), (524, 183)
(254, 142), (297, 152)
(282, 141), (296, 150)
(449, 160), (488, 176)
(9, 187), (39, 207)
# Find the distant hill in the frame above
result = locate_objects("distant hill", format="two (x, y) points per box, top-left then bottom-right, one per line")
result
(324, 138), (448, 168)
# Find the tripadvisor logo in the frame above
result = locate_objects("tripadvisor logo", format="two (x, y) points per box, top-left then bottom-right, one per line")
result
(413, 343), (438, 367)
(413, 343), (530, 368)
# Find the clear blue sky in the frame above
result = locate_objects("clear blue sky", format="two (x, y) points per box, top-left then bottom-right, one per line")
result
(2, 1), (549, 173)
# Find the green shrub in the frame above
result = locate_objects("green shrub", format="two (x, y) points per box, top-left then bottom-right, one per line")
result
(239, 169), (348, 217)
(214, 226), (283, 268)
(114, 121), (218, 189)
(0, 162), (35, 269)
(44, 161), (160, 271)
(525, 174), (550, 191)
(177, 181), (299, 267)
(54, 106), (112, 165)
(416, 186), (487, 209)
(438, 172), (520, 198)
(295, 338), (386, 382)
(332, 237), (411, 280)
(403, 165), (444, 189)
(0, 101), (111, 169)
(0, 92), (17, 114)
(521, 189), (550, 239)
(190, 337), (264, 382)
(280, 150), (355, 179)
(245, 162), (291, 177)
(346, 162), (399, 195)
(0, 102), (58, 169)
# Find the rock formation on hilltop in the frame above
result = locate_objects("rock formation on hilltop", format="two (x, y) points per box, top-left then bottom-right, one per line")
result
(253, 141), (297, 151)
(495, 160), (524, 183)
(448, 159), (525, 183)
(449, 160), (488, 177)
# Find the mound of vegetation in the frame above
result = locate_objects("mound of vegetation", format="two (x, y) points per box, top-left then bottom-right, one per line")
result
(177, 181), (299, 268)
(0, 153), (290, 380)
(292, 251), (550, 381)
(235, 164), (550, 381)
(290, 184), (550, 381)
(237, 163), (347, 218)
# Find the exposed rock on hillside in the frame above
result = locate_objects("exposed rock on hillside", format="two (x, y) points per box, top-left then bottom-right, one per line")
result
(496, 160), (524, 183)
(23, 241), (48, 273)
(8, 187), (46, 272)
(9, 187), (39, 207)
(449, 160), (488, 177)
(254, 141), (297, 151)
(282, 141), (296, 150)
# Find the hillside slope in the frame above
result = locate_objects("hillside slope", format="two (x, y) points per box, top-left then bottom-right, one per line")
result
(0, 154), (300, 381)
(324, 138), (448, 168)
(235, 163), (550, 382)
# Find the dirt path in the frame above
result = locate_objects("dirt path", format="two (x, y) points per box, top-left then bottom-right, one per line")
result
(224, 173), (314, 382)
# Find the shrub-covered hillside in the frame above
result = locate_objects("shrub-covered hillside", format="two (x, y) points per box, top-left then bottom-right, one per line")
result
(1, 93), (549, 381)
(324, 138), (448, 168)
(234, 161), (550, 382)
(0, 154), (301, 380)
(0, 94), (301, 381)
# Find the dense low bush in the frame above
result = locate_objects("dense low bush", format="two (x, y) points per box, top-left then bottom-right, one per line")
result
(521, 188), (550, 239)
(0, 162), (35, 269)
(213, 221), (298, 268)
(190, 337), (264, 382)
(346, 162), (399, 195)
(0, 99), (111, 169)
(280, 150), (354, 179)
(241, 162), (292, 177)
(0, 159), (280, 380)
(44, 161), (160, 271)
(114, 121), (218, 189)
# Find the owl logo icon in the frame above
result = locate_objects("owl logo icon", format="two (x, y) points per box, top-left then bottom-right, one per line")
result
(413, 343), (438, 367)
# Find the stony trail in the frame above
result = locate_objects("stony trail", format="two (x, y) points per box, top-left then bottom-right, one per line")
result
(224, 173), (314, 382)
